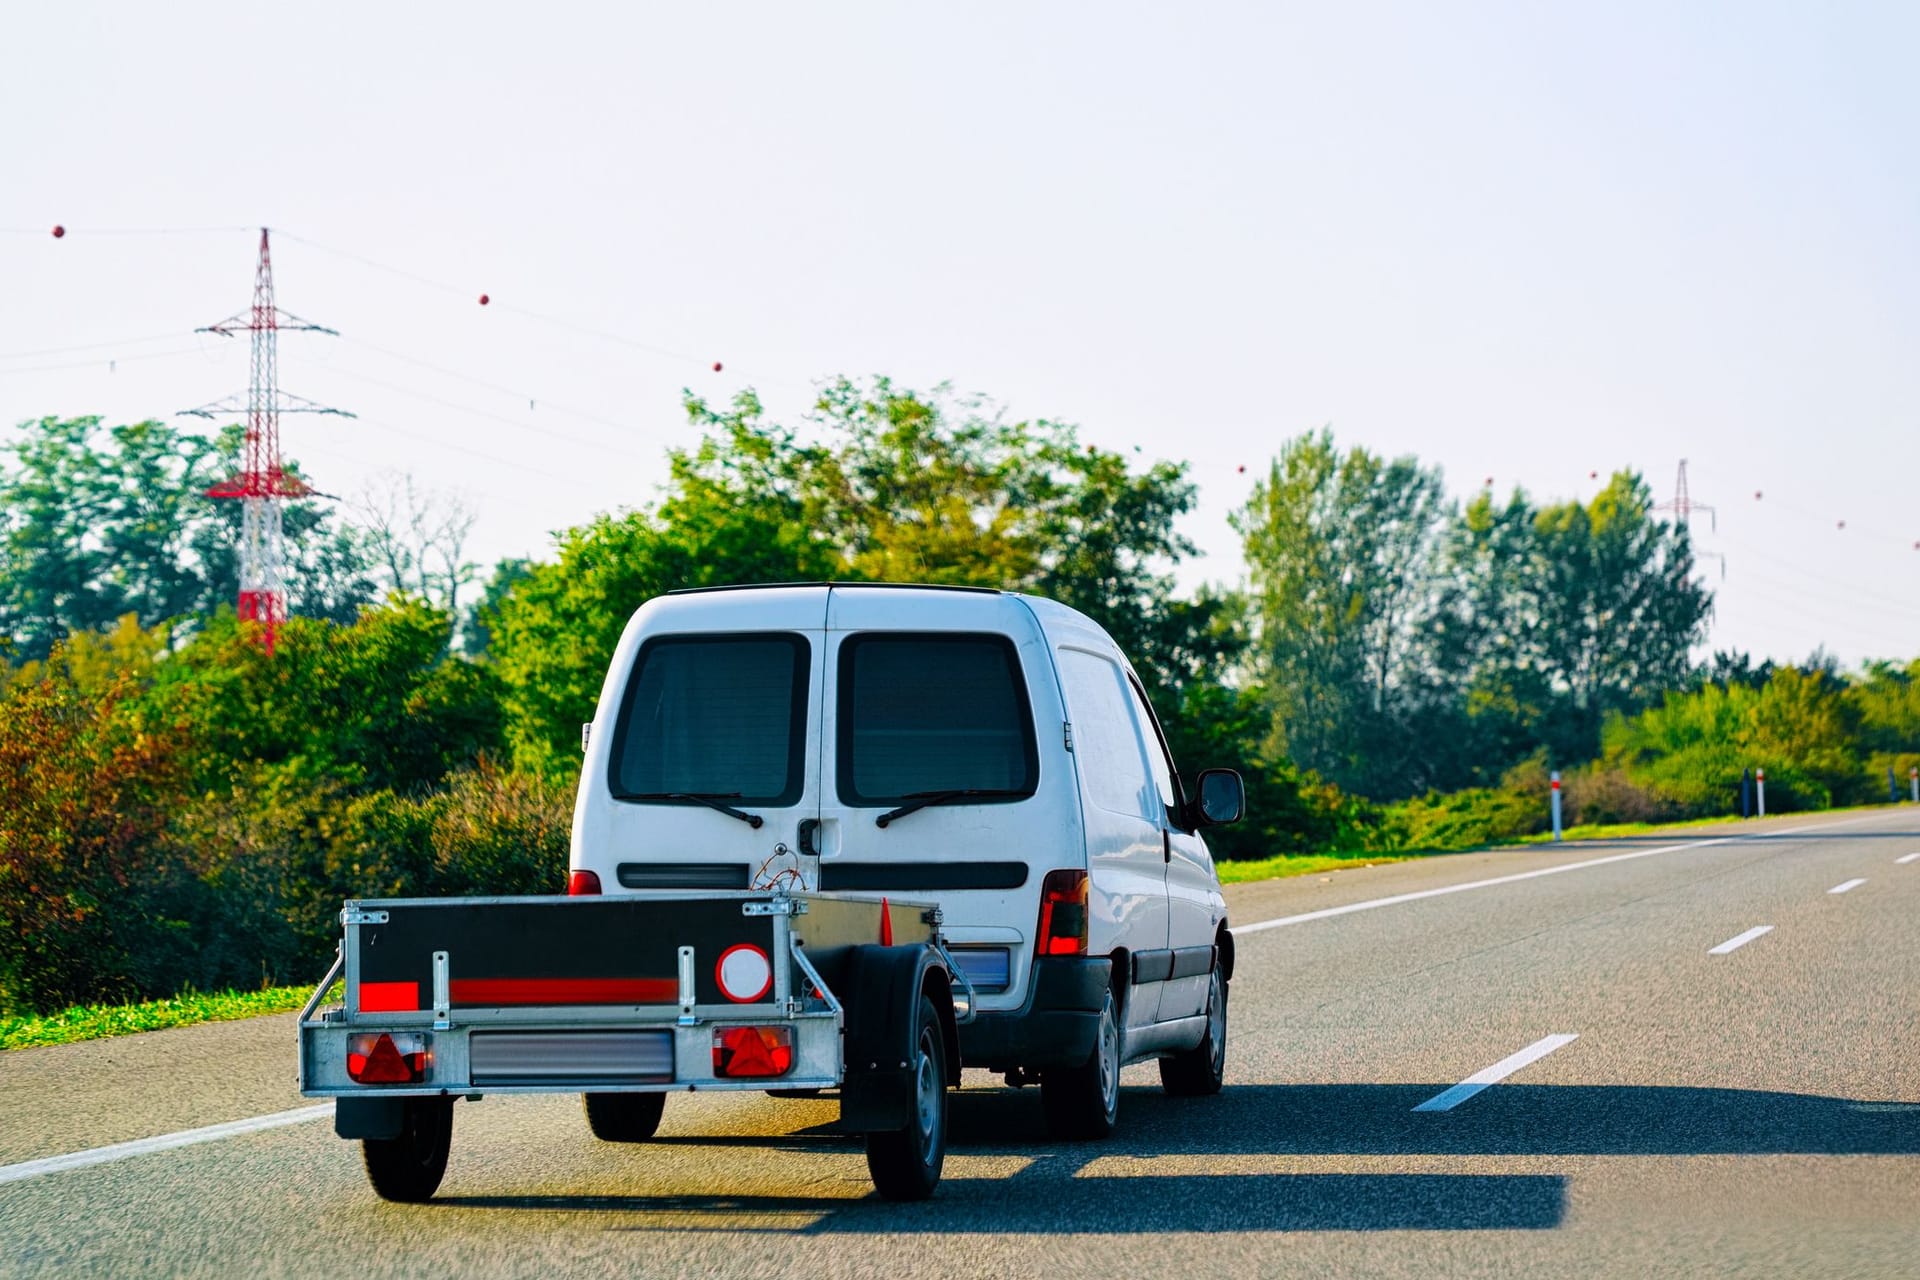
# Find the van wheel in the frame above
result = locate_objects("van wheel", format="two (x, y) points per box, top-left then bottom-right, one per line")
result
(1042, 992), (1119, 1140)
(865, 996), (948, 1201)
(1160, 967), (1227, 1097)
(584, 1091), (665, 1142)
(362, 1097), (453, 1202)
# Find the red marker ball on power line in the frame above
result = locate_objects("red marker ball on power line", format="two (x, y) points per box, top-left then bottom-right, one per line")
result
(478, 293), (490, 306)
(51, 225), (65, 238)
(713, 361), (723, 372)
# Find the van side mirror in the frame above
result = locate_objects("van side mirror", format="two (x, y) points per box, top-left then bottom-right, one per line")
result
(1192, 768), (1244, 827)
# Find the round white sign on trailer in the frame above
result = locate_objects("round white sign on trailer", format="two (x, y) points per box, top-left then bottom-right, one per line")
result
(715, 944), (773, 1003)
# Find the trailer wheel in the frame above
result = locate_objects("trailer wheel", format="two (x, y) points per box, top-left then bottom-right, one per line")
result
(583, 1092), (665, 1142)
(362, 1097), (453, 1203)
(1042, 991), (1119, 1140)
(1160, 966), (1227, 1097)
(865, 995), (948, 1201)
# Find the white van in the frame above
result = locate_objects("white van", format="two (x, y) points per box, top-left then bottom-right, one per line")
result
(571, 582), (1244, 1138)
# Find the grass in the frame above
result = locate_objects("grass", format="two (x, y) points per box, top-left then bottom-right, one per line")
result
(1216, 850), (1420, 884)
(0, 983), (337, 1050)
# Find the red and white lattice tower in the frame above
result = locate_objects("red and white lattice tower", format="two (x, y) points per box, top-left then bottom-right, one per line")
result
(1654, 458), (1716, 532)
(181, 228), (352, 655)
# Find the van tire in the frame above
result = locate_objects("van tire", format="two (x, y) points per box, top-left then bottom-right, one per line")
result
(865, 996), (948, 1200)
(583, 1091), (666, 1142)
(362, 1097), (453, 1202)
(1160, 968), (1227, 1097)
(1042, 992), (1119, 1140)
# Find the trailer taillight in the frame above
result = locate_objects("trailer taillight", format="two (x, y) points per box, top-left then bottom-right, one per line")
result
(346, 1031), (431, 1084)
(1037, 869), (1089, 956)
(568, 869), (602, 896)
(711, 1025), (793, 1078)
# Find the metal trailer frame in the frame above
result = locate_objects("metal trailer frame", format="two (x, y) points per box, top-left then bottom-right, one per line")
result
(298, 887), (976, 1103)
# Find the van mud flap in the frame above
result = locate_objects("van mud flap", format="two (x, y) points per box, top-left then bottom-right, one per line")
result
(837, 943), (955, 1133)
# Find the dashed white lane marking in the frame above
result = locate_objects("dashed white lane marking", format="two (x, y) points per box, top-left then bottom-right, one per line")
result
(1897, 853), (1920, 865)
(1708, 925), (1774, 955)
(0, 1105), (331, 1187)
(1829, 879), (1867, 895)
(1235, 812), (1892, 937)
(1412, 1034), (1579, 1113)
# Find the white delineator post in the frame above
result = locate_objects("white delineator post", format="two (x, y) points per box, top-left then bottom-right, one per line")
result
(1756, 767), (1766, 818)
(1910, 766), (1917, 804)
(1550, 771), (1563, 842)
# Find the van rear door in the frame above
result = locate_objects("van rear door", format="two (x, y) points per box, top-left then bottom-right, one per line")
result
(587, 591), (827, 892)
(814, 589), (1071, 1011)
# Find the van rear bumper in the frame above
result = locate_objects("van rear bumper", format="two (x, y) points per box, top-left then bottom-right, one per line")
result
(957, 956), (1112, 1071)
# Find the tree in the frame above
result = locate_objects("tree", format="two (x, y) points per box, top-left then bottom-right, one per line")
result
(353, 474), (480, 617)
(140, 600), (503, 797)
(1234, 430), (1452, 797)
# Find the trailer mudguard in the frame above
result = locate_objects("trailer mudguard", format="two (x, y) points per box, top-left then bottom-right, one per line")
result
(837, 943), (956, 1133)
(335, 1096), (407, 1140)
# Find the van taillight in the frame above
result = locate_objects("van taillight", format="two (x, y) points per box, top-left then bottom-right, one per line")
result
(1037, 869), (1088, 956)
(568, 869), (602, 896)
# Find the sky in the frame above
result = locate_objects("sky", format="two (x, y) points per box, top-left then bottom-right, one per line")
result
(3, 2), (1917, 665)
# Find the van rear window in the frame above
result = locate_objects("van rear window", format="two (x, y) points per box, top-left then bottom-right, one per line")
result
(608, 633), (809, 806)
(837, 633), (1038, 805)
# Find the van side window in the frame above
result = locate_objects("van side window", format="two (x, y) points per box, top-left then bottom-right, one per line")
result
(837, 632), (1039, 804)
(608, 633), (810, 805)
(1126, 677), (1182, 821)
(1057, 648), (1160, 821)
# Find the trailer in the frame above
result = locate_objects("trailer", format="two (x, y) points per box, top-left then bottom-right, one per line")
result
(297, 887), (974, 1201)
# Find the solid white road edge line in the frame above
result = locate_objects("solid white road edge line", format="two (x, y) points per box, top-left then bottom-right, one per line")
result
(1828, 878), (1867, 894)
(1897, 853), (1920, 865)
(0, 1104), (331, 1187)
(1234, 813), (1892, 937)
(1707, 925), (1774, 955)
(1412, 1034), (1579, 1113)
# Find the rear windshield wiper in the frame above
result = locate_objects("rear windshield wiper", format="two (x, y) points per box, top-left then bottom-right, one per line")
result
(875, 789), (1030, 829)
(626, 792), (765, 829)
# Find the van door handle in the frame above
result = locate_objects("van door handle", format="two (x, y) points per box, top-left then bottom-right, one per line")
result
(1162, 829), (1171, 864)
(798, 818), (821, 858)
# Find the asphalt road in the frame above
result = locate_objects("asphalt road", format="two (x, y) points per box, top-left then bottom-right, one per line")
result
(3, 810), (1917, 1278)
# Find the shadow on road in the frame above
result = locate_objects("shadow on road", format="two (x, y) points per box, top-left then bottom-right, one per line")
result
(441, 1171), (1566, 1233)
(429, 1081), (1917, 1231)
(946, 1082), (1920, 1158)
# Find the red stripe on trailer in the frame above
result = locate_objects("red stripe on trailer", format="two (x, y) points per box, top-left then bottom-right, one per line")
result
(448, 977), (678, 1006)
(359, 981), (421, 1012)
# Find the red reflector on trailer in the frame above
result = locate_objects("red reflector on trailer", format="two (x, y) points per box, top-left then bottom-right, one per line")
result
(711, 1025), (793, 1078)
(1037, 869), (1089, 956)
(568, 869), (602, 896)
(346, 1032), (431, 1084)
(358, 981), (420, 1013)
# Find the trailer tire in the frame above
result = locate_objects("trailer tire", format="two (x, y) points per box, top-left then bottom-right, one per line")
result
(583, 1091), (665, 1142)
(362, 1096), (453, 1202)
(864, 995), (948, 1201)
(1041, 991), (1119, 1140)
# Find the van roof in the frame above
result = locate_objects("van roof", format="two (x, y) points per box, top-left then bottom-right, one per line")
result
(665, 581), (1006, 598)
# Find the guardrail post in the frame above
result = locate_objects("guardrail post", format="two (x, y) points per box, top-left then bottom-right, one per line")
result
(1550, 771), (1563, 842)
